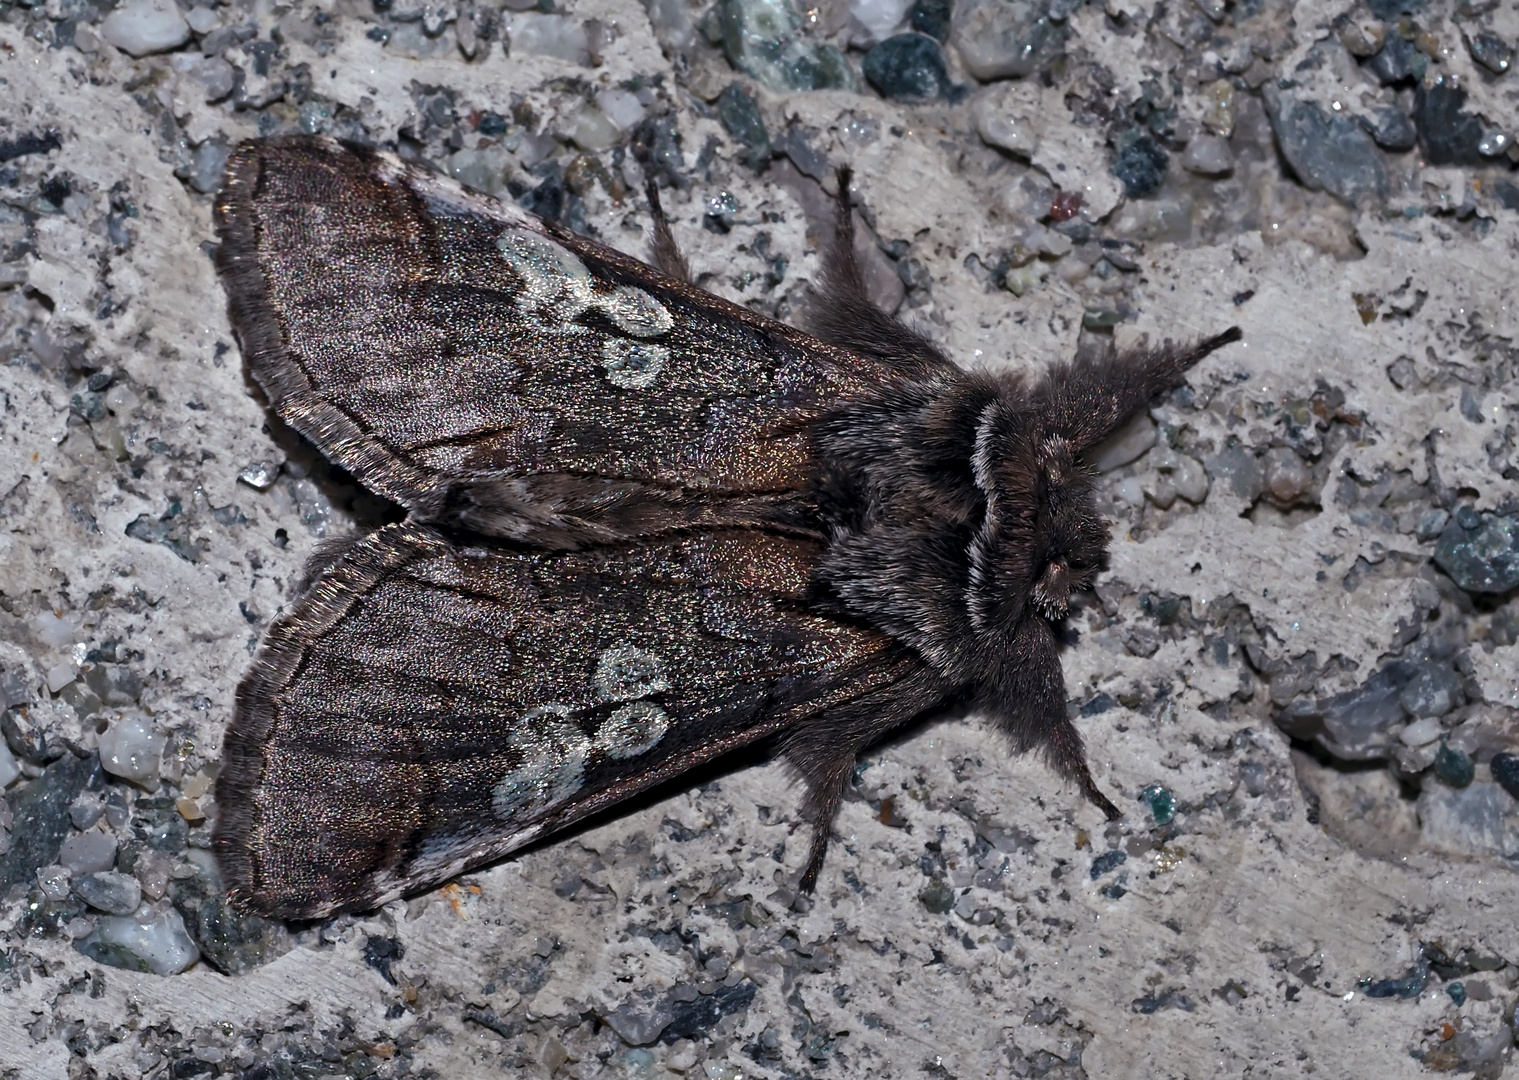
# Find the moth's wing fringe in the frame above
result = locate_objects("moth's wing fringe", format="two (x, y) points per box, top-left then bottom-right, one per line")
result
(213, 523), (450, 916)
(213, 138), (441, 514)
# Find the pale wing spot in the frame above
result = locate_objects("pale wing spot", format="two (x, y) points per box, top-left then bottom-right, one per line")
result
(491, 704), (592, 821)
(496, 229), (595, 321)
(600, 340), (669, 390)
(594, 645), (668, 701)
(602, 285), (674, 338)
(597, 701), (670, 760)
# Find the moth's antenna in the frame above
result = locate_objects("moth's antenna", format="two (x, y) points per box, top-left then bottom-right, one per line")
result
(644, 179), (693, 284)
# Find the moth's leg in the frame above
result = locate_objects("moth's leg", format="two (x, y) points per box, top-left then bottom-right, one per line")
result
(990, 617), (1122, 821)
(784, 716), (877, 893)
(1042, 712), (1121, 820)
(782, 666), (947, 891)
(644, 180), (693, 284)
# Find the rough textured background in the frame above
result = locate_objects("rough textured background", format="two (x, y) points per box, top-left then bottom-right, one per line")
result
(1, 0), (1518, 1075)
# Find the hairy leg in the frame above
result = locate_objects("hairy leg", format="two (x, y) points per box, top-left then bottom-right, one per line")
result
(644, 179), (692, 284)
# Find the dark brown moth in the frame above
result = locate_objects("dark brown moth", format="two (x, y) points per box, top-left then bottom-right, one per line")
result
(211, 135), (1241, 920)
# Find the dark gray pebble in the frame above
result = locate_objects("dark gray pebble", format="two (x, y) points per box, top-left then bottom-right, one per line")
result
(1434, 512), (1519, 594)
(716, 82), (771, 170)
(1433, 744), (1475, 789)
(863, 34), (952, 102)
(1490, 753), (1519, 801)
(1112, 131), (1167, 198)
(1415, 81), (1488, 168)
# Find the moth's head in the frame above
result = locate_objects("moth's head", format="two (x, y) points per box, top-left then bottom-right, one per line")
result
(1026, 433), (1107, 621)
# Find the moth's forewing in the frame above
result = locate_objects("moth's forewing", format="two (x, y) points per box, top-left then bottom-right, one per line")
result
(214, 137), (906, 542)
(213, 523), (926, 919)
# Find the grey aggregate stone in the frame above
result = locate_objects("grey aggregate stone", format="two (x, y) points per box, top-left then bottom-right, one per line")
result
(1263, 86), (1388, 204)
(74, 870), (143, 915)
(1435, 512), (1519, 595)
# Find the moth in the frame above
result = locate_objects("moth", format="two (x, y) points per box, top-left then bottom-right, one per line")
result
(211, 135), (1241, 919)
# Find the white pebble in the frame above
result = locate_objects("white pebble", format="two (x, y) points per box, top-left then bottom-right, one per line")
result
(1114, 476), (1146, 506)
(32, 611), (80, 649)
(568, 105), (621, 151)
(504, 13), (588, 62)
(0, 741), (18, 788)
(100, 0), (192, 57)
(1399, 718), (1443, 747)
(973, 98), (1040, 157)
(45, 662), (77, 693)
(1181, 134), (1235, 176)
(1089, 411), (1157, 472)
(98, 713), (164, 784)
(850, 0), (912, 40)
(37, 864), (72, 900)
(1148, 446), (1210, 503)
(86, 906), (200, 975)
(184, 4), (219, 33)
(595, 89), (646, 132)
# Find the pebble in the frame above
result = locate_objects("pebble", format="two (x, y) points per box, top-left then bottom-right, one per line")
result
(1398, 717), (1443, 748)
(0, 741), (17, 788)
(1147, 447), (1209, 504)
(1205, 444), (1261, 501)
(716, 82), (771, 170)
(973, 94), (1039, 157)
(567, 104), (620, 151)
(603, 996), (675, 1046)
(184, 5), (219, 34)
(1089, 849), (1126, 879)
(186, 56), (236, 104)
(75, 871), (143, 915)
(1415, 80), (1487, 168)
(909, 0), (950, 40)
(1180, 134), (1234, 176)
(1491, 754), (1519, 801)
(1364, 34), (1424, 85)
(951, 0), (1061, 81)
(1399, 663), (1463, 719)
(1313, 661), (1417, 760)
(37, 864), (72, 900)
(864, 34), (951, 102)
(1418, 783), (1518, 859)
(1467, 31), (1513, 76)
(1415, 508), (1449, 542)
(188, 141), (228, 195)
(100, 0), (192, 57)
(1360, 107), (1417, 152)
(1260, 447), (1310, 505)
(1262, 87), (1386, 204)
(718, 0), (855, 92)
(1433, 744), (1475, 789)
(1140, 783), (1176, 826)
(850, 0), (912, 43)
(0, 753), (93, 890)
(1112, 132), (1168, 198)
(98, 713), (164, 785)
(595, 90), (646, 132)
(59, 830), (117, 873)
(1434, 512), (1519, 594)
(76, 904), (201, 975)
(504, 13), (588, 63)
(170, 849), (293, 973)
(1090, 412), (1156, 472)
